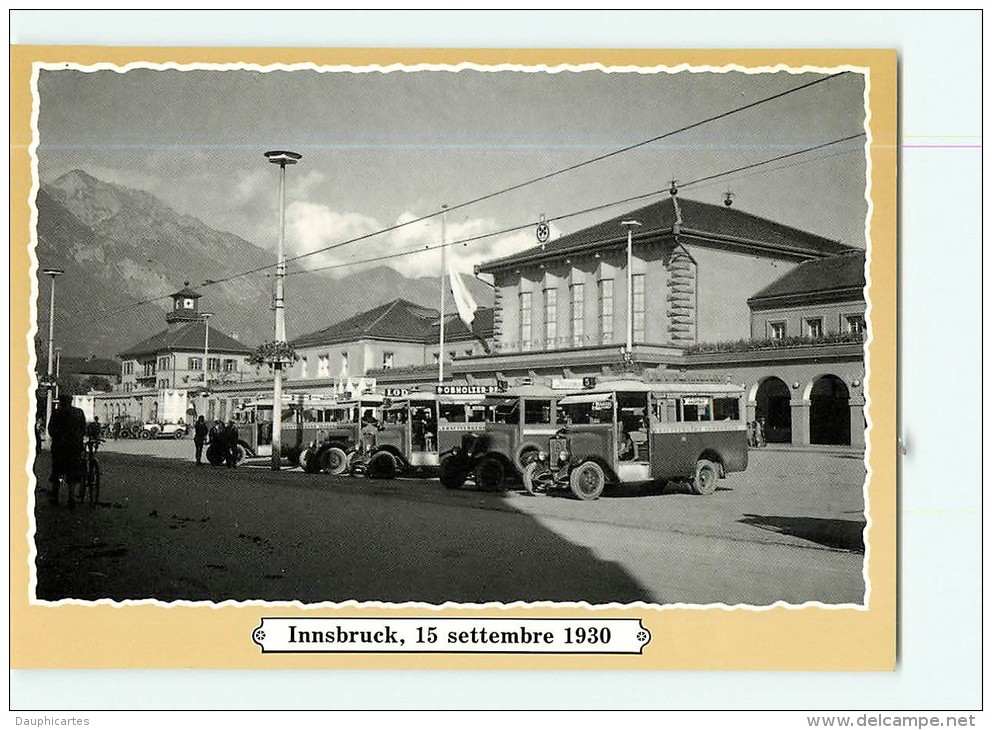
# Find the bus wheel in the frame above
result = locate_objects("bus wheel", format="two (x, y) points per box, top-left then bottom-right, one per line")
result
(522, 462), (553, 495)
(569, 461), (605, 501)
(322, 446), (348, 476)
(690, 459), (719, 495)
(474, 457), (506, 492)
(513, 442), (542, 473)
(440, 456), (467, 490)
(366, 451), (396, 479)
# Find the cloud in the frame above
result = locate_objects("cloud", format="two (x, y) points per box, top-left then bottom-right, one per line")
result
(283, 202), (558, 280)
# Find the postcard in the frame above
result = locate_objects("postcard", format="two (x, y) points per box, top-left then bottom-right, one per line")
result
(10, 46), (897, 670)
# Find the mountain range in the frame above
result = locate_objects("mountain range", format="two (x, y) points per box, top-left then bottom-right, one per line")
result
(33, 170), (493, 360)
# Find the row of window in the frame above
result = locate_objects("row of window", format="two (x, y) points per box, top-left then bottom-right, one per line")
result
(519, 276), (646, 350)
(300, 348), (477, 378)
(124, 357), (240, 377)
(766, 314), (866, 340)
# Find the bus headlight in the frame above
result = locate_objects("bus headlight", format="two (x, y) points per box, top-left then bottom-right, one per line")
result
(537, 450), (548, 462)
(557, 449), (569, 463)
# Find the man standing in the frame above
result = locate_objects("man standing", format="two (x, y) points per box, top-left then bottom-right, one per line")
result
(48, 394), (87, 506)
(193, 415), (209, 465)
(224, 420), (240, 468)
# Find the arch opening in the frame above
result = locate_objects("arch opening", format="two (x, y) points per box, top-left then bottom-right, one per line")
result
(809, 374), (851, 445)
(755, 376), (792, 444)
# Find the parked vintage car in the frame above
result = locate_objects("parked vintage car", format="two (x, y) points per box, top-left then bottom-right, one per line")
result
(523, 379), (748, 500)
(139, 421), (188, 440)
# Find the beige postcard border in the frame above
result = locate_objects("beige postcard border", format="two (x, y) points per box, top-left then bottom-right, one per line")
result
(9, 46), (897, 670)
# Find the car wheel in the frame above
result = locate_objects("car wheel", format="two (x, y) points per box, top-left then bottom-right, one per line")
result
(139, 430), (152, 440)
(690, 459), (719, 496)
(439, 455), (467, 490)
(474, 456), (506, 492)
(173, 429), (185, 439)
(366, 451), (396, 479)
(321, 446), (348, 475)
(569, 461), (606, 501)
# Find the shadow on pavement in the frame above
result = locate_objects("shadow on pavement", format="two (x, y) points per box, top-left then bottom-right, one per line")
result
(32, 451), (655, 605)
(738, 513), (865, 553)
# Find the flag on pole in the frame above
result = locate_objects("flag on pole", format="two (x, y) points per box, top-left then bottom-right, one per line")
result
(448, 260), (479, 328)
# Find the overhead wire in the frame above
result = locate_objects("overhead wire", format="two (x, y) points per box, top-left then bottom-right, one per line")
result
(286, 132), (866, 277)
(201, 71), (851, 288)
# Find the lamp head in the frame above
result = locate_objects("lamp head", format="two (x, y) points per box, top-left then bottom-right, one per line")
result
(264, 150), (302, 166)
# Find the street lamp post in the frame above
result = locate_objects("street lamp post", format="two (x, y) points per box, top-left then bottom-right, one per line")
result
(264, 150), (302, 471)
(42, 268), (64, 431)
(620, 220), (642, 355)
(201, 311), (214, 405)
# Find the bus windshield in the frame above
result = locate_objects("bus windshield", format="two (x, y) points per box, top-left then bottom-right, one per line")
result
(561, 398), (613, 425)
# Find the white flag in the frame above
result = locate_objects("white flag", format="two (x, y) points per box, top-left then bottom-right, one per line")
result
(448, 261), (479, 328)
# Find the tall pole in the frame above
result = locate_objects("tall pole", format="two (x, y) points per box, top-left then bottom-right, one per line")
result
(438, 205), (448, 385)
(54, 348), (61, 400)
(264, 150), (301, 471)
(620, 221), (642, 355)
(201, 312), (213, 411)
(42, 268), (63, 430)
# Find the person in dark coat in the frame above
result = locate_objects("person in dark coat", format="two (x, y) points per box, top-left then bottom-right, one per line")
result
(207, 419), (224, 466)
(193, 415), (209, 464)
(224, 420), (240, 468)
(47, 394), (87, 506)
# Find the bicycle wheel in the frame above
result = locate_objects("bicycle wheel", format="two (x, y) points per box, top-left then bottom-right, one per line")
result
(88, 461), (101, 507)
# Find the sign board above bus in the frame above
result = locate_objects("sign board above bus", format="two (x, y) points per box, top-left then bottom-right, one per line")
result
(435, 385), (499, 396)
(382, 388), (409, 398)
(552, 378), (584, 390)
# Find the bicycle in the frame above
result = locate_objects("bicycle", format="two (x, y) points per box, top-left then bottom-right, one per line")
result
(78, 438), (102, 507)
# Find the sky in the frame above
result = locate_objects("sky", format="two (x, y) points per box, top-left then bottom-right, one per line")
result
(36, 63), (869, 280)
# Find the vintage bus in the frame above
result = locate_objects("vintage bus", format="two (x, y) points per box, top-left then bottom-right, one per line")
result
(299, 393), (385, 474)
(523, 379), (748, 500)
(439, 384), (567, 491)
(361, 386), (494, 479)
(230, 394), (382, 467)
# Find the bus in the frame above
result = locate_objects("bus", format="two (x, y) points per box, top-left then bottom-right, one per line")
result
(523, 379), (748, 500)
(439, 384), (567, 491)
(360, 387), (494, 479)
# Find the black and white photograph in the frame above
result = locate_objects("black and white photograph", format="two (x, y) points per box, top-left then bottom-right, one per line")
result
(30, 61), (872, 608)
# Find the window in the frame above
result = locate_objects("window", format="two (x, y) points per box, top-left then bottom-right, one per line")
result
(122, 361), (134, 375)
(187, 356), (202, 371)
(300, 356), (308, 379)
(804, 318), (824, 339)
(157, 378), (170, 389)
(678, 397), (712, 422)
(183, 298), (195, 309)
(768, 321), (786, 340)
(519, 291), (532, 351)
(544, 287), (558, 347)
(382, 351), (394, 369)
(632, 273), (646, 343)
(223, 359), (238, 372)
(143, 362), (156, 377)
(523, 399), (552, 425)
(318, 354), (330, 378)
(157, 355), (171, 371)
(845, 314), (866, 335)
(207, 357), (221, 372)
(713, 397), (741, 421)
(340, 352), (349, 376)
(570, 283), (585, 347)
(599, 279), (614, 344)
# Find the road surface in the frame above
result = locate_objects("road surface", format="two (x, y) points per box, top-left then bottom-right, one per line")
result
(30, 448), (867, 606)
